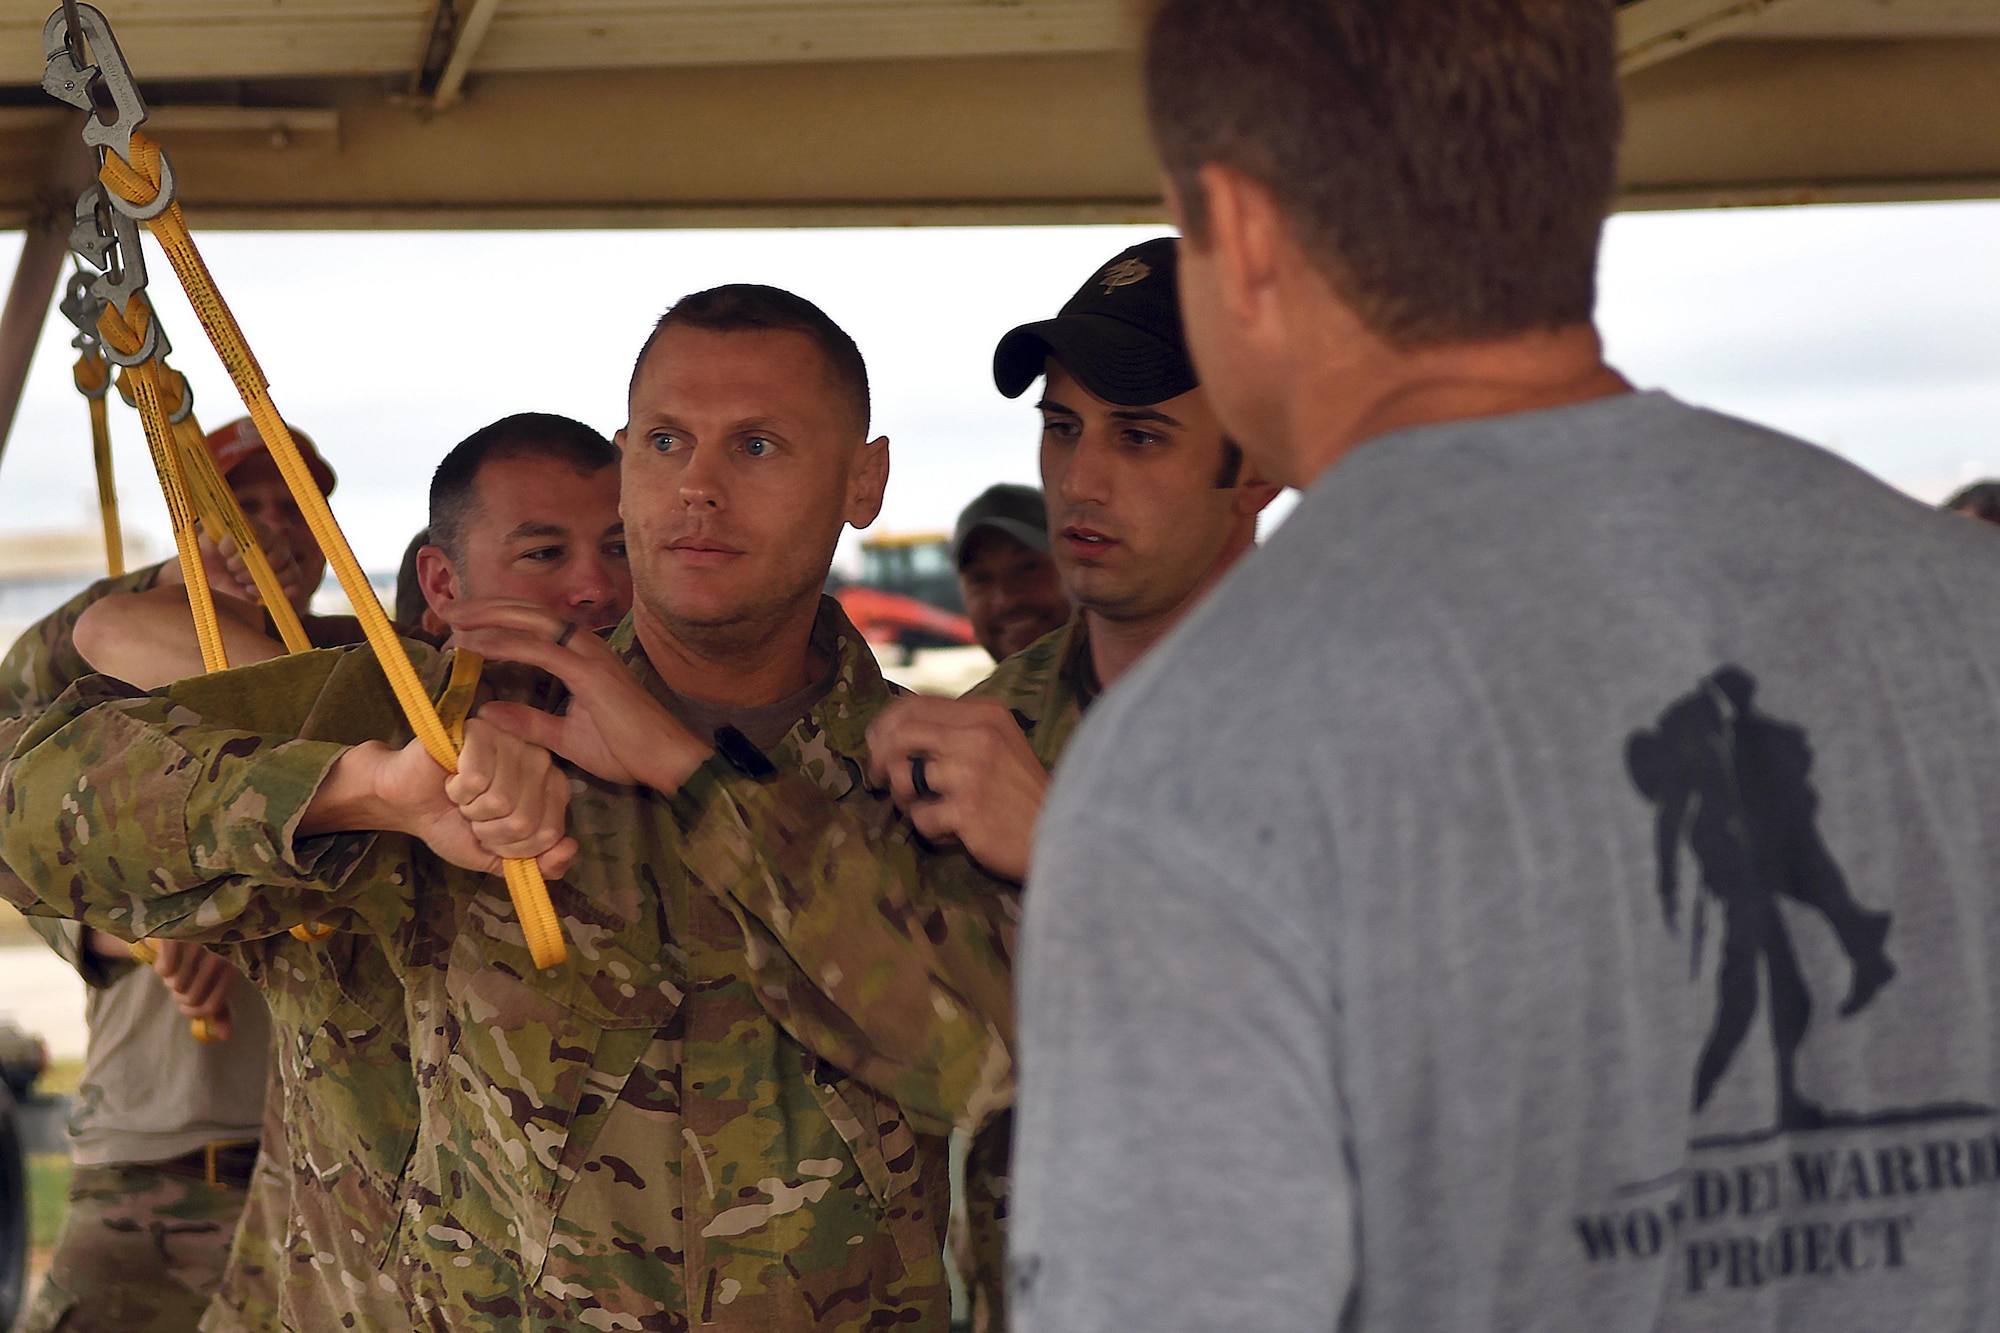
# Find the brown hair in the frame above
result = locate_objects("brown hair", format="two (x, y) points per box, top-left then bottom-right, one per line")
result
(1145, 0), (1623, 347)
(630, 284), (870, 435)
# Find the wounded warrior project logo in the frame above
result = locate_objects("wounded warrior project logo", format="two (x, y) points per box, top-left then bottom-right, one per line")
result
(1575, 667), (1996, 1296)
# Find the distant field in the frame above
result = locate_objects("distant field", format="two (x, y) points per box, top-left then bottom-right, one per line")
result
(38, 1059), (81, 1096)
(29, 1152), (70, 1250)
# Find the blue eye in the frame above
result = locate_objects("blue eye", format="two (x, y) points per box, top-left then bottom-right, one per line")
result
(650, 432), (679, 453)
(744, 437), (772, 458)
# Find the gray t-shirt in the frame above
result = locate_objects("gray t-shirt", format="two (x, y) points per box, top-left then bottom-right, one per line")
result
(1013, 391), (2000, 1333)
(33, 920), (271, 1166)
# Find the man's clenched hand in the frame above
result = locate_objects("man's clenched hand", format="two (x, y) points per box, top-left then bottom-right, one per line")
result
(302, 717), (577, 879)
(865, 696), (1048, 883)
(151, 940), (238, 1041)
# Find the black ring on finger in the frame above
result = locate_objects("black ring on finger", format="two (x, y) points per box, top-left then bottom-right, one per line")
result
(553, 622), (577, 649)
(910, 754), (938, 801)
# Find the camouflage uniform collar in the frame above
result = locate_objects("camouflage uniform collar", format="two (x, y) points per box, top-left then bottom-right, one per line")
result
(604, 596), (888, 767)
(1059, 614), (1102, 714)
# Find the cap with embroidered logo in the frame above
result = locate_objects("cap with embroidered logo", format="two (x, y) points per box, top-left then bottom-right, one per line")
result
(993, 236), (1196, 407)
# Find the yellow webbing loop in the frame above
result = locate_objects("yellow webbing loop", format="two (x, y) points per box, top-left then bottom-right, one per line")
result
(112, 363), (314, 656)
(173, 418), (314, 655)
(100, 134), (566, 968)
(96, 298), (227, 674)
(72, 346), (123, 577)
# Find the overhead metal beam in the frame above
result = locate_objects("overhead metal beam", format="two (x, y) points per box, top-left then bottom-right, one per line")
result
(1618, 0), (1793, 73)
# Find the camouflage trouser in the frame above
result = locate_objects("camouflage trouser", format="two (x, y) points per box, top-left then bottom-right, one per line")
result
(15, 1161), (246, 1333)
(195, 1151), (284, 1333)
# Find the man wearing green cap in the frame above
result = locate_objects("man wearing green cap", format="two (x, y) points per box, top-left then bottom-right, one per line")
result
(866, 236), (1279, 1332)
(952, 484), (1071, 663)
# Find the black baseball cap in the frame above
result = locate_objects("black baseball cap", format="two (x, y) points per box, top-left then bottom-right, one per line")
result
(993, 237), (1197, 407)
(952, 484), (1050, 568)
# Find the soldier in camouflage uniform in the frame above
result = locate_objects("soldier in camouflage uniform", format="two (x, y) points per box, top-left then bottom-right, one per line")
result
(93, 416), (629, 1333)
(2, 285), (1016, 1331)
(0, 424), (350, 1333)
(866, 239), (1279, 1331)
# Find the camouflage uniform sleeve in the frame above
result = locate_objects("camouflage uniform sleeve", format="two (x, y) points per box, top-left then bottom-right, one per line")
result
(0, 650), (419, 945)
(675, 760), (1018, 1136)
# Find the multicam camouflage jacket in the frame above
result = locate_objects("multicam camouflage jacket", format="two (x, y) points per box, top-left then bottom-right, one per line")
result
(0, 558), (421, 1333)
(0, 596), (1018, 1332)
(957, 614), (1096, 1333)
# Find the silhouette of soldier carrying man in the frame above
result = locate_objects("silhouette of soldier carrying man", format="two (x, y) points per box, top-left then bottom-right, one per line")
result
(1627, 666), (1896, 1131)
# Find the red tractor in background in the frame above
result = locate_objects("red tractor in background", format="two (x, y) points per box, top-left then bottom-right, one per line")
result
(829, 533), (977, 657)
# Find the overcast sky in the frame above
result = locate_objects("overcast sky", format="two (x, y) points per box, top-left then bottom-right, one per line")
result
(0, 199), (1996, 581)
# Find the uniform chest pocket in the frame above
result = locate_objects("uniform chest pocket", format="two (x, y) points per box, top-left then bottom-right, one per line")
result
(280, 935), (423, 1267)
(803, 1052), (950, 1275)
(422, 904), (683, 1273)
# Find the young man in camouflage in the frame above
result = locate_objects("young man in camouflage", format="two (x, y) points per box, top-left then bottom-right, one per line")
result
(1, 285), (1015, 1332)
(72, 414), (632, 1333)
(865, 237), (1278, 1332)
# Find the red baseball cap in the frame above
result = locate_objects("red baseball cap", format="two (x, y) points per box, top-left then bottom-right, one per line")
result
(204, 416), (336, 496)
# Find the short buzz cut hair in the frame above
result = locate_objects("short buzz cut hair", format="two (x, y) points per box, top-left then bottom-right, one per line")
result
(428, 413), (618, 564)
(1146, 0), (1623, 348)
(1945, 481), (2000, 524)
(629, 284), (871, 436)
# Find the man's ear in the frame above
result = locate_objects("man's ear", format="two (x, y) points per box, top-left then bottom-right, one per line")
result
(1232, 473), (1285, 519)
(414, 545), (462, 617)
(611, 427), (630, 515)
(1230, 449), (1285, 517)
(1197, 162), (1287, 338)
(845, 435), (890, 529)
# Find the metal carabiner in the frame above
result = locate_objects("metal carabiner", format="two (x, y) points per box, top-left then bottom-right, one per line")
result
(42, 3), (148, 164)
(59, 267), (104, 341)
(68, 186), (166, 367)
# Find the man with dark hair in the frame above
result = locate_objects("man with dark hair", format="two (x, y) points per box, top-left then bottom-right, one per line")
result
(867, 237), (1276, 1333)
(951, 485), (1070, 662)
(415, 412), (630, 634)
(2, 284), (1016, 1332)
(1013, 3), (2000, 1331)
(1943, 480), (2000, 526)
(394, 526), (439, 636)
(630, 282), (871, 435)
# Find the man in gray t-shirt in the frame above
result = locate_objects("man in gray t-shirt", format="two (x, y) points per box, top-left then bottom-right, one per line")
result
(1012, 4), (2000, 1332)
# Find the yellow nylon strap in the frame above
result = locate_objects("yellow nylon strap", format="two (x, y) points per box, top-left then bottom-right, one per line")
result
(97, 301), (227, 674)
(73, 348), (124, 577)
(101, 134), (566, 968)
(174, 420), (314, 655)
(438, 649), (485, 750)
(112, 362), (314, 656)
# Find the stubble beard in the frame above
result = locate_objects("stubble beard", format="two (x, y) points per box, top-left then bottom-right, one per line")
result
(640, 575), (824, 664)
